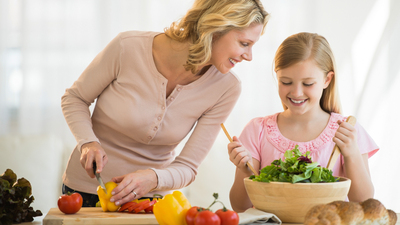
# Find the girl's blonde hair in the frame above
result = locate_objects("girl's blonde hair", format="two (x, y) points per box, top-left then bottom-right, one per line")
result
(165, 0), (269, 74)
(274, 32), (342, 114)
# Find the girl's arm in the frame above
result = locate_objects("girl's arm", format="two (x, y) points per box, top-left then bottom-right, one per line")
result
(229, 158), (260, 212)
(334, 120), (374, 202)
(227, 136), (260, 212)
(343, 153), (374, 202)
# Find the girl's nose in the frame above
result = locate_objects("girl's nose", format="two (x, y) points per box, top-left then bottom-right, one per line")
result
(291, 84), (303, 97)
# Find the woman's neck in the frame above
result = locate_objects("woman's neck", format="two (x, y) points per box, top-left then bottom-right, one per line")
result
(153, 34), (209, 81)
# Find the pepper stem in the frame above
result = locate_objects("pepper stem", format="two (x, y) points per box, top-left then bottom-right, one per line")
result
(152, 194), (164, 199)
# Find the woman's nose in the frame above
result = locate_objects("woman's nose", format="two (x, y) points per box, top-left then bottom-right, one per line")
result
(242, 48), (253, 61)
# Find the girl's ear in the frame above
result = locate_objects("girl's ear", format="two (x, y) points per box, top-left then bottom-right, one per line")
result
(324, 71), (334, 89)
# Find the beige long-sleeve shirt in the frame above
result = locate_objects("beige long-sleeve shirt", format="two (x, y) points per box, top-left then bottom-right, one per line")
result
(61, 31), (241, 196)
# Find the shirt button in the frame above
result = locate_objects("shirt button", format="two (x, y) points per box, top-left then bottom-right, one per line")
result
(162, 106), (165, 110)
(158, 116), (162, 120)
(153, 126), (158, 131)
(170, 97), (174, 100)
(177, 88), (182, 91)
(148, 136), (152, 139)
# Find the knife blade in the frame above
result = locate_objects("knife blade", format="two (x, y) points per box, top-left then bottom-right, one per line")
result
(93, 162), (107, 194)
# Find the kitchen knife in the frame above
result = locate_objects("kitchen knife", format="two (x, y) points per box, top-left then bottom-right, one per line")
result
(93, 162), (107, 194)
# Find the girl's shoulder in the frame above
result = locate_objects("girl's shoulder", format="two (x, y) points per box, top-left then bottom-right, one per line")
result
(242, 113), (279, 133)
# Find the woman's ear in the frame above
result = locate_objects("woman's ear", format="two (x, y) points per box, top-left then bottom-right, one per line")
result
(324, 71), (334, 89)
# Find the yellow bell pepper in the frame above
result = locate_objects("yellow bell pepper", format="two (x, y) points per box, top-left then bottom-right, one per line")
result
(153, 191), (191, 225)
(97, 181), (119, 212)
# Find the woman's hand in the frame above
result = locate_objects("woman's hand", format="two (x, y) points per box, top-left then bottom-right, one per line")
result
(80, 141), (108, 178)
(110, 169), (158, 206)
(228, 136), (254, 175)
(333, 120), (359, 159)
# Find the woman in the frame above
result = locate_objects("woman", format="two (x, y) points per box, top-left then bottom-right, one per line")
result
(61, 0), (269, 207)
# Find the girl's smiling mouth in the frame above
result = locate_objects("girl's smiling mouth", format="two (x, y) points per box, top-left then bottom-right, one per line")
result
(289, 98), (307, 104)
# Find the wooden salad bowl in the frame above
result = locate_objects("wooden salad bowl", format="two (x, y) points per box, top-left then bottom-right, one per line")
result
(244, 176), (351, 223)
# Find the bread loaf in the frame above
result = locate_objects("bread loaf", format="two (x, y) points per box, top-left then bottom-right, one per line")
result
(304, 198), (397, 225)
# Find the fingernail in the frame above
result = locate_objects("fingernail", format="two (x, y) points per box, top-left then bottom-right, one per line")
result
(111, 191), (115, 195)
(110, 198), (114, 202)
(115, 201), (120, 206)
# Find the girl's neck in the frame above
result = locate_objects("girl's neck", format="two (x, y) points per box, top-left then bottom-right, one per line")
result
(277, 108), (331, 142)
(280, 108), (329, 125)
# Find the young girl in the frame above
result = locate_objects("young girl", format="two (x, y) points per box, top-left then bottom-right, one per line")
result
(227, 32), (379, 212)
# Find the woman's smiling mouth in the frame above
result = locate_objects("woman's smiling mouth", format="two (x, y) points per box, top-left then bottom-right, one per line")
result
(229, 58), (238, 66)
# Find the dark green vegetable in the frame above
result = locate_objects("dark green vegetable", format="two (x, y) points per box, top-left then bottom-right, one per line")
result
(0, 169), (42, 224)
(250, 145), (338, 183)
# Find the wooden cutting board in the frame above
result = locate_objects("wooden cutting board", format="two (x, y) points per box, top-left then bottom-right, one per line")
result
(43, 207), (159, 225)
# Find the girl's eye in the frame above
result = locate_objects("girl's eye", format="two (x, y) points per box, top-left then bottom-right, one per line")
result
(241, 42), (249, 47)
(281, 82), (291, 85)
(304, 83), (314, 86)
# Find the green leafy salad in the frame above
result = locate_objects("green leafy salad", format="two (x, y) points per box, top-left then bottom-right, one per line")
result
(0, 169), (42, 224)
(250, 145), (338, 183)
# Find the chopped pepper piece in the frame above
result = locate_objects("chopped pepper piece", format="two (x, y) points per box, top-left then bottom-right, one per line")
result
(97, 181), (119, 212)
(119, 202), (137, 212)
(133, 199), (157, 213)
(153, 191), (191, 225)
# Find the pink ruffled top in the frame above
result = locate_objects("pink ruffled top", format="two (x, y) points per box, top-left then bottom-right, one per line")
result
(239, 112), (379, 177)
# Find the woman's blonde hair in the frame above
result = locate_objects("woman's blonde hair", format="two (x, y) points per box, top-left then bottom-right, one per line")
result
(165, 0), (269, 74)
(274, 32), (342, 114)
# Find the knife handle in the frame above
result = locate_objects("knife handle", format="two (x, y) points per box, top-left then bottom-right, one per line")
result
(92, 161), (97, 175)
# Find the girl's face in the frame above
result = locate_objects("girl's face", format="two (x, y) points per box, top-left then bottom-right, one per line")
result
(210, 23), (263, 74)
(277, 59), (333, 115)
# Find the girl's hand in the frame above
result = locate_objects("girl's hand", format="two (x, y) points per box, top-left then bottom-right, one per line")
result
(110, 169), (158, 206)
(228, 136), (254, 174)
(80, 141), (108, 178)
(333, 120), (359, 159)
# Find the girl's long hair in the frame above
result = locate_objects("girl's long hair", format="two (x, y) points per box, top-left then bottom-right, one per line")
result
(274, 32), (342, 114)
(165, 0), (269, 74)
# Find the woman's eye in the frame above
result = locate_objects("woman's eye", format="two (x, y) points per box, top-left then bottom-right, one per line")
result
(281, 82), (291, 85)
(304, 83), (314, 86)
(241, 42), (249, 47)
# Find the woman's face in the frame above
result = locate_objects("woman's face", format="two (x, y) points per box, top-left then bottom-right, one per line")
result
(210, 23), (263, 74)
(277, 59), (333, 115)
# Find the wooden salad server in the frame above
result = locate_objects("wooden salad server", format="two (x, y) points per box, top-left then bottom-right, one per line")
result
(326, 116), (357, 170)
(220, 123), (259, 176)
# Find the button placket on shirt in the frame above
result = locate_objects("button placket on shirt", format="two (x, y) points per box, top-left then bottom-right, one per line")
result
(167, 85), (182, 105)
(149, 79), (167, 142)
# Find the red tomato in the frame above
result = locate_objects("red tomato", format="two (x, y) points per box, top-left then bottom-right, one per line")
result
(186, 206), (201, 225)
(194, 210), (221, 225)
(57, 192), (83, 214)
(215, 208), (239, 225)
